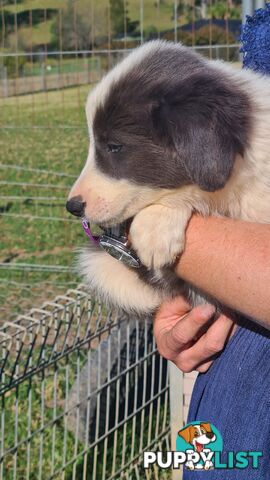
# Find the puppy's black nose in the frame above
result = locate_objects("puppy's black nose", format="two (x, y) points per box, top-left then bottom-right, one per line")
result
(66, 196), (86, 217)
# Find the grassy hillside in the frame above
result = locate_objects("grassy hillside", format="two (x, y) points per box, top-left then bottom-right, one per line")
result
(2, 0), (194, 51)
(3, 0), (174, 27)
(2, 0), (241, 54)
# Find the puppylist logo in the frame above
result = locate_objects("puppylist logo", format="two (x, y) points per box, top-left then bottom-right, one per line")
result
(144, 421), (263, 471)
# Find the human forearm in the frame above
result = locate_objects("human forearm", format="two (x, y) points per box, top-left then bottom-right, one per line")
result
(175, 215), (270, 326)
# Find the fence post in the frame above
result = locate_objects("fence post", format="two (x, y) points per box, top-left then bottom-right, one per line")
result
(254, 0), (265, 9)
(83, 53), (88, 84)
(242, 0), (254, 23)
(169, 361), (184, 480)
(2, 67), (8, 98)
(41, 62), (46, 91)
(241, 0), (265, 61)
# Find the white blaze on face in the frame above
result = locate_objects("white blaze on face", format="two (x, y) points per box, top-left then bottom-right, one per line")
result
(68, 114), (130, 223)
(68, 118), (165, 224)
(68, 148), (163, 224)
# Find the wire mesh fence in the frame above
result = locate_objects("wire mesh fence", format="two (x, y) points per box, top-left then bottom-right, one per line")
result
(0, 1), (246, 476)
(0, 43), (241, 98)
(0, 286), (171, 479)
(0, 0), (243, 322)
(0, 0), (243, 97)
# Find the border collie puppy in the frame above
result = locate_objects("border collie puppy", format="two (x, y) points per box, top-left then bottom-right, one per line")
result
(67, 40), (270, 315)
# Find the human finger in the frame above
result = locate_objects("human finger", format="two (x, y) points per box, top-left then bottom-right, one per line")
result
(174, 314), (234, 372)
(155, 304), (216, 361)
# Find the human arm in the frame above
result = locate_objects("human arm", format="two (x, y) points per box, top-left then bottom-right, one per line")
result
(154, 215), (270, 372)
(176, 215), (270, 326)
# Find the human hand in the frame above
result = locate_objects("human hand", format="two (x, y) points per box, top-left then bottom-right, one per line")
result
(153, 296), (235, 373)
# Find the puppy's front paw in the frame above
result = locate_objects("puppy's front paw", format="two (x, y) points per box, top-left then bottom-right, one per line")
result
(130, 205), (191, 270)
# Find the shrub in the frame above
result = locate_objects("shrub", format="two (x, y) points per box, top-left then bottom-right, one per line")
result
(194, 24), (235, 45)
(2, 53), (26, 78)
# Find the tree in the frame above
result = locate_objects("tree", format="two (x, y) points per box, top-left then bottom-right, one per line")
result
(109, 0), (137, 36)
(209, 2), (241, 20)
(110, 0), (124, 36)
(1, 0), (23, 4)
(177, 0), (207, 21)
(51, 0), (92, 51)
(144, 25), (158, 40)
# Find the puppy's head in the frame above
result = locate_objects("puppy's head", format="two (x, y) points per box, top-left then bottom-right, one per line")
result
(179, 422), (216, 451)
(68, 41), (251, 224)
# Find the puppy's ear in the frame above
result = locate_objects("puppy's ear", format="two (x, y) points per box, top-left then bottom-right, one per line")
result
(178, 425), (194, 444)
(201, 422), (212, 433)
(152, 74), (250, 192)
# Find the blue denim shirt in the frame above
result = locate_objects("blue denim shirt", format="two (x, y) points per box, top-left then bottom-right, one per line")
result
(184, 318), (270, 479)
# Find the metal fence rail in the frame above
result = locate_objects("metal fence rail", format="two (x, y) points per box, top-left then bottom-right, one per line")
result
(0, 286), (171, 479)
(0, 44), (241, 98)
(0, 0), (246, 322)
(1, 2), (247, 475)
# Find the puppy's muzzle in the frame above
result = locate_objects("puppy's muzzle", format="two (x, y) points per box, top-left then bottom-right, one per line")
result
(66, 196), (86, 217)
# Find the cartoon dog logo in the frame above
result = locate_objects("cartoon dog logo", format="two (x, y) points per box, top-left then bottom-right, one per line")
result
(178, 422), (216, 470)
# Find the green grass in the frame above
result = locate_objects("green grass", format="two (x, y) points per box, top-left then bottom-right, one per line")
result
(3, 0), (176, 29)
(0, 53), (172, 480)
(2, 361), (171, 479)
(22, 57), (100, 77)
(3, 0), (182, 49)
(0, 85), (92, 319)
(7, 18), (54, 50)
(128, 0), (175, 32)
(2, 358), (82, 479)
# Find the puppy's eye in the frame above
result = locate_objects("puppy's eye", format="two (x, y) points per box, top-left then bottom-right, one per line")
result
(107, 144), (123, 153)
